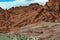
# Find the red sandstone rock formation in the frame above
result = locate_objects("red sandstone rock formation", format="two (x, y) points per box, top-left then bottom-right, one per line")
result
(0, 0), (60, 33)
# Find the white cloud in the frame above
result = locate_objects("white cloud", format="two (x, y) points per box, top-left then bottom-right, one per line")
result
(0, 0), (48, 9)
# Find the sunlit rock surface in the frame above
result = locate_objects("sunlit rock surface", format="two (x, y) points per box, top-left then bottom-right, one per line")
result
(0, 0), (60, 40)
(17, 22), (60, 40)
(0, 22), (60, 40)
(0, 0), (60, 33)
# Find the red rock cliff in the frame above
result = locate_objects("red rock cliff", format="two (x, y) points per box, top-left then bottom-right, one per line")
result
(0, 0), (60, 33)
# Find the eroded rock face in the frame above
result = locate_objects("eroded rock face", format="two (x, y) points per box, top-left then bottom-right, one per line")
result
(18, 22), (60, 40)
(0, 0), (60, 33)
(46, 0), (60, 11)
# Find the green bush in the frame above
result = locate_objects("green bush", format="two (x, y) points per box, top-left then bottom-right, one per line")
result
(0, 33), (33, 40)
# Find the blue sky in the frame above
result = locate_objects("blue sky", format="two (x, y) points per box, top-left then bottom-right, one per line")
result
(0, 0), (48, 9)
(0, 0), (15, 2)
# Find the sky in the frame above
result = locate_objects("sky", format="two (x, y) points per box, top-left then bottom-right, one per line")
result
(0, 0), (48, 9)
(0, 0), (15, 2)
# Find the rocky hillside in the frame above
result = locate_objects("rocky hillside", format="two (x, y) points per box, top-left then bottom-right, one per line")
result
(18, 22), (60, 40)
(0, 0), (60, 33)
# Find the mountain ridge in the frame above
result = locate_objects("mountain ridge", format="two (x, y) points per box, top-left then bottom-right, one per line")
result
(0, 0), (60, 33)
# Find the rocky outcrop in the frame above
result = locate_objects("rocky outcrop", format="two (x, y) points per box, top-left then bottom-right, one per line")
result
(0, 0), (60, 33)
(45, 0), (60, 11)
(18, 22), (60, 40)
